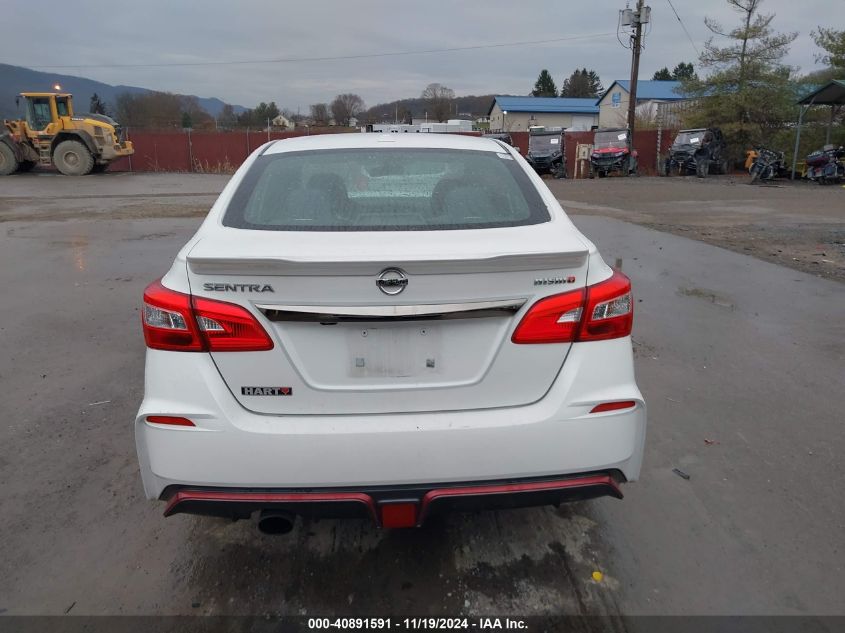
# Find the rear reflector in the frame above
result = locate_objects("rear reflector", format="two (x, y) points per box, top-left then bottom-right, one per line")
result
(142, 280), (273, 352)
(146, 415), (195, 427)
(380, 502), (418, 528)
(589, 401), (637, 413)
(512, 269), (633, 344)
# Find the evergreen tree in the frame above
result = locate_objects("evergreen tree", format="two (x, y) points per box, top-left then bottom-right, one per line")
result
(812, 27), (845, 71)
(531, 70), (558, 97)
(671, 62), (697, 80)
(89, 93), (108, 115)
(682, 0), (798, 157)
(560, 69), (604, 98)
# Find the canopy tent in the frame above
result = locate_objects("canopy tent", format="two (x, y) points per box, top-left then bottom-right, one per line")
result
(792, 80), (845, 178)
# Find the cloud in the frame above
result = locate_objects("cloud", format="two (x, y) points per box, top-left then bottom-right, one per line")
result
(0, 0), (839, 108)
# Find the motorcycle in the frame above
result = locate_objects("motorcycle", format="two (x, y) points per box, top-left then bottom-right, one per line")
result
(805, 145), (845, 185)
(749, 147), (787, 184)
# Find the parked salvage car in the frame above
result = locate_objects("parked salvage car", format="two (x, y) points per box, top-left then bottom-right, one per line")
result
(663, 128), (728, 178)
(590, 128), (637, 177)
(526, 127), (566, 178)
(136, 134), (646, 534)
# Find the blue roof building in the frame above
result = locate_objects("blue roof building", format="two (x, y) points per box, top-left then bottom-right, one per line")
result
(596, 80), (688, 128)
(487, 96), (599, 132)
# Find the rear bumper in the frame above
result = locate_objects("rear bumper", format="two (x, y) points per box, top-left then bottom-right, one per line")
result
(136, 337), (646, 500)
(162, 472), (624, 527)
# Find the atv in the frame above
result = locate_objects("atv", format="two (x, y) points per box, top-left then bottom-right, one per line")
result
(526, 127), (566, 178)
(590, 128), (637, 178)
(663, 128), (728, 178)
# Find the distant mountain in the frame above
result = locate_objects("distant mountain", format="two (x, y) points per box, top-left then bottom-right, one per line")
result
(0, 64), (246, 120)
(365, 94), (497, 122)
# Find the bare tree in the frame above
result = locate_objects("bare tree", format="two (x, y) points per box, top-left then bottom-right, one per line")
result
(421, 83), (455, 122)
(330, 93), (366, 126)
(310, 103), (330, 126)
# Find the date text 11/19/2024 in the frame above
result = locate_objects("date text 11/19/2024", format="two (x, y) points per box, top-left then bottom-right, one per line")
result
(307, 618), (528, 630)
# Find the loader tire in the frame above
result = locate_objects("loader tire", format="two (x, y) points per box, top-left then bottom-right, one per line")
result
(53, 140), (94, 176)
(0, 142), (19, 175)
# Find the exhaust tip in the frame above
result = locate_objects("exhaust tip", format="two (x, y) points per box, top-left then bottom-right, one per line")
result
(257, 509), (296, 535)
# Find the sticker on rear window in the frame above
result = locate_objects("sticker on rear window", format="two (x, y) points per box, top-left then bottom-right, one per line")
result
(241, 387), (293, 396)
(549, 138), (559, 144)
(617, 133), (627, 140)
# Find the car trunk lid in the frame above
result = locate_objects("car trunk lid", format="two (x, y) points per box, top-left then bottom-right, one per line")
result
(186, 226), (589, 415)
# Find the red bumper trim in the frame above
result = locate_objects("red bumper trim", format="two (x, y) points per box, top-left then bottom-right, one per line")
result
(417, 474), (621, 525)
(162, 473), (622, 527)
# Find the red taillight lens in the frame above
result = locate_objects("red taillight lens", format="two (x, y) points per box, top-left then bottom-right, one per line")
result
(511, 288), (585, 344)
(141, 280), (273, 352)
(512, 270), (633, 344)
(192, 295), (274, 351)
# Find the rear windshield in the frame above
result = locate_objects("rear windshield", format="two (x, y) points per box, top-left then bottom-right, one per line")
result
(223, 148), (550, 231)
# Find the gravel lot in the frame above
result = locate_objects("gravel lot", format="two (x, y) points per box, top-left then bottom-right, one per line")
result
(546, 175), (845, 283)
(1, 173), (843, 624)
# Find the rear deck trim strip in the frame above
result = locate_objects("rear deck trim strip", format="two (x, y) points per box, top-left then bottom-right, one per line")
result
(256, 299), (526, 322)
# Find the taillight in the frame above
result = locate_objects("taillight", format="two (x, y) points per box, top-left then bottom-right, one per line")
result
(192, 295), (274, 351)
(512, 270), (633, 344)
(142, 280), (204, 351)
(511, 288), (585, 344)
(142, 280), (273, 352)
(579, 269), (633, 342)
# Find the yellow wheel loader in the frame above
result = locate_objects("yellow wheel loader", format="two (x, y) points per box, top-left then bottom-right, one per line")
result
(1, 92), (134, 176)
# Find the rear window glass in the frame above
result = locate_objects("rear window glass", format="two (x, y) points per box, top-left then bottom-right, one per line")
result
(223, 148), (550, 231)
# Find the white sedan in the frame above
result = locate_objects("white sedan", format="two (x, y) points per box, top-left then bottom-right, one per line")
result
(136, 133), (646, 534)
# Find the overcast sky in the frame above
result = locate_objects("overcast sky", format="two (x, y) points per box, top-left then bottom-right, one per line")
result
(2, 0), (841, 110)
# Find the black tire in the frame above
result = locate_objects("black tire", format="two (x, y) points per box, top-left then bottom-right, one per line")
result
(750, 164), (762, 184)
(719, 159), (729, 175)
(696, 159), (710, 178)
(17, 160), (36, 173)
(53, 140), (94, 176)
(663, 159), (671, 176)
(597, 170), (607, 178)
(0, 142), (19, 176)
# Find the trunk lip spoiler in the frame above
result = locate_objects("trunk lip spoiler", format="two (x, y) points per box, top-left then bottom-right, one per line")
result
(255, 299), (527, 322)
(186, 252), (589, 276)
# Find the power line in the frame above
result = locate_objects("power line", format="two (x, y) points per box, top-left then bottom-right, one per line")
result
(21, 32), (618, 71)
(666, 0), (700, 56)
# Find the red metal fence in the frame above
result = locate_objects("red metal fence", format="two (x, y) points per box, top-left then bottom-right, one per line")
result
(110, 129), (675, 176)
(510, 129), (676, 178)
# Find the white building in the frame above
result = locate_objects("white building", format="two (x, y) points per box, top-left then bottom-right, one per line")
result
(596, 80), (688, 128)
(487, 96), (599, 132)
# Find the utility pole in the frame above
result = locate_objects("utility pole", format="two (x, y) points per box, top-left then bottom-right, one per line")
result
(620, 0), (650, 170)
(626, 0), (645, 139)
